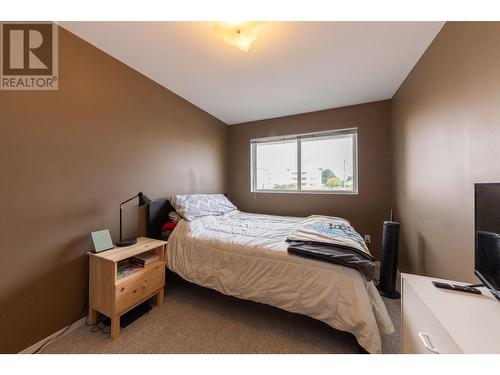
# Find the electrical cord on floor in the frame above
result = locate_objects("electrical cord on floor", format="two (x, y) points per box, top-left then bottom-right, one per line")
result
(87, 301), (154, 335)
(33, 286), (89, 354)
(87, 316), (111, 335)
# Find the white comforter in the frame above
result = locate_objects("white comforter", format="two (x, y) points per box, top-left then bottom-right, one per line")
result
(166, 211), (394, 353)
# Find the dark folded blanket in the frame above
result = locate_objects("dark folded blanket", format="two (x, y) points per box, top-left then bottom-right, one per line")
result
(287, 241), (375, 281)
(286, 215), (376, 280)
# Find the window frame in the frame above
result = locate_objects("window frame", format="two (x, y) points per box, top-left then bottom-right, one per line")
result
(250, 128), (358, 195)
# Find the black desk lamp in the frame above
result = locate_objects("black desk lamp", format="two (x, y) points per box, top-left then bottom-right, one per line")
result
(116, 192), (152, 247)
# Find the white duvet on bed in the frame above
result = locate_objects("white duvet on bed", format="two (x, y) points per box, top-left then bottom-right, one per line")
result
(166, 210), (394, 353)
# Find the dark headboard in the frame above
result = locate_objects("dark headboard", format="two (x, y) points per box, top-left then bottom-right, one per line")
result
(147, 193), (229, 240)
(147, 199), (175, 240)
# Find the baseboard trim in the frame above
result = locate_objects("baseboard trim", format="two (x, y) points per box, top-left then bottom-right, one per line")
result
(18, 316), (87, 354)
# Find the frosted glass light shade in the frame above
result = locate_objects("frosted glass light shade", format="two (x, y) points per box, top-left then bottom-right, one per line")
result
(213, 22), (265, 52)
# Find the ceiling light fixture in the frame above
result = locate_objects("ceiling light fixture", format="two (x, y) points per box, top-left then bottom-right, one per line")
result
(213, 21), (265, 52)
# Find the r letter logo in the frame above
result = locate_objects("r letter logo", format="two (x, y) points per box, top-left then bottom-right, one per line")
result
(0, 22), (58, 90)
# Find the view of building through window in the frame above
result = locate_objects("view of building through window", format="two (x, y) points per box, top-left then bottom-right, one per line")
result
(252, 129), (357, 193)
(301, 135), (354, 191)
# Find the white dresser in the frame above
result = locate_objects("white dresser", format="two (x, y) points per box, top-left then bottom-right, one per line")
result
(401, 273), (500, 353)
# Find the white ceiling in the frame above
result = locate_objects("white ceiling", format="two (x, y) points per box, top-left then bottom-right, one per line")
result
(60, 22), (444, 125)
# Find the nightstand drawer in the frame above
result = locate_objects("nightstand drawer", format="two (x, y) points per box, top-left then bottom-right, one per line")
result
(114, 262), (165, 314)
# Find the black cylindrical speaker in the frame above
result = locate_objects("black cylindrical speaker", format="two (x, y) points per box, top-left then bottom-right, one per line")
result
(379, 221), (401, 299)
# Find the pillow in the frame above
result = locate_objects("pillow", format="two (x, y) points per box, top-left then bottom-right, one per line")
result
(170, 194), (237, 221)
(168, 211), (182, 224)
(161, 221), (177, 232)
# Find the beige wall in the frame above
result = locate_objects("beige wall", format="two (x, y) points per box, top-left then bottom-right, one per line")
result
(391, 22), (500, 282)
(0, 27), (228, 353)
(228, 100), (392, 259)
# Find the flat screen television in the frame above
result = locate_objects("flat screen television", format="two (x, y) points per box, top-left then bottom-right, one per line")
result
(475, 183), (500, 301)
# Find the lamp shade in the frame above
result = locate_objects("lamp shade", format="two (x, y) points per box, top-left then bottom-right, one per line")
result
(116, 191), (153, 247)
(138, 192), (152, 207)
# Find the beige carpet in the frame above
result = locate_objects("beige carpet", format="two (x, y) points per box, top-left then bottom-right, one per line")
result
(41, 275), (400, 354)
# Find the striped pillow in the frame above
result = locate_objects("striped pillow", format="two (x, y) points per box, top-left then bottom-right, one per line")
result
(170, 194), (237, 221)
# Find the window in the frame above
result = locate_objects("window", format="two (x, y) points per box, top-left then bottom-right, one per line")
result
(251, 128), (358, 194)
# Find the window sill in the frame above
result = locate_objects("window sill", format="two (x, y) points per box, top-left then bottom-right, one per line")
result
(251, 189), (358, 195)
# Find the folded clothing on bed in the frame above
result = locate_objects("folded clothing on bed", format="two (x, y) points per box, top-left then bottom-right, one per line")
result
(287, 242), (375, 281)
(286, 215), (375, 280)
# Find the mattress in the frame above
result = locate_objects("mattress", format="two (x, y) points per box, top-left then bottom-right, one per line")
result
(166, 210), (394, 353)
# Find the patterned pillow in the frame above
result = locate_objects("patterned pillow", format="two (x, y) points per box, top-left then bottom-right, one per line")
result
(170, 194), (237, 221)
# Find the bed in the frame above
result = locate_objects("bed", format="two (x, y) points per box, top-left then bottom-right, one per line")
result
(147, 197), (394, 353)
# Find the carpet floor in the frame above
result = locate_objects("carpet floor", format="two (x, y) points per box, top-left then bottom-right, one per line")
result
(41, 275), (400, 354)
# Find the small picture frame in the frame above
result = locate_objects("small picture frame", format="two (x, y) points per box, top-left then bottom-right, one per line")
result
(91, 229), (114, 253)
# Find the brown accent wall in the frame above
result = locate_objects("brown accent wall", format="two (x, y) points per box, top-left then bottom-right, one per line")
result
(227, 100), (392, 259)
(391, 22), (500, 282)
(0, 27), (227, 353)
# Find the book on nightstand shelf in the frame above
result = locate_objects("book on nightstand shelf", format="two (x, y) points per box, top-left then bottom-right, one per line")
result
(129, 252), (160, 268)
(117, 260), (142, 278)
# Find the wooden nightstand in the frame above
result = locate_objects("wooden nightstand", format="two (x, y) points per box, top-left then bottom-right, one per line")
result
(87, 237), (167, 339)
